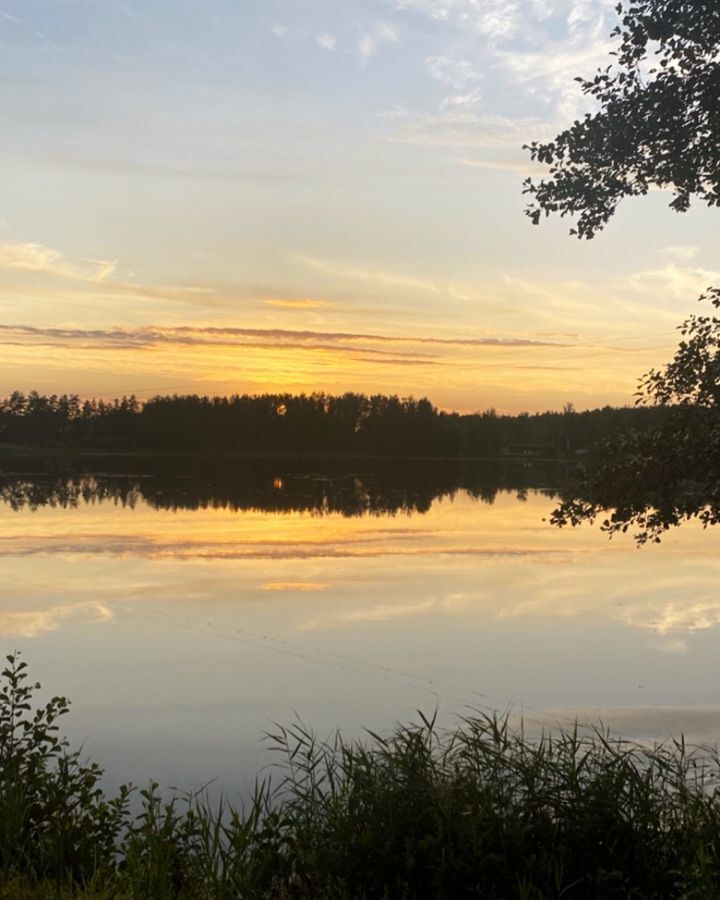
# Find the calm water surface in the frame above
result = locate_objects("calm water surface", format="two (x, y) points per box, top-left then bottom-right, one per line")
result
(1, 463), (719, 797)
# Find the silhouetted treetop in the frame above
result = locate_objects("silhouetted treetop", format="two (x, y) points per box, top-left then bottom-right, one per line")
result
(551, 290), (720, 543)
(525, 0), (720, 238)
(639, 286), (720, 407)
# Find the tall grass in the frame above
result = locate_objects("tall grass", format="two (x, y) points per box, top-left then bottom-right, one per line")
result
(1, 654), (720, 898)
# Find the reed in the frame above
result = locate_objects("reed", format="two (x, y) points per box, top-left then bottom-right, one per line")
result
(1, 654), (719, 898)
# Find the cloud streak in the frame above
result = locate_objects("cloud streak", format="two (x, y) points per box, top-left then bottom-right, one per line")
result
(620, 264), (720, 302)
(0, 242), (116, 283)
(0, 323), (567, 356)
(264, 299), (336, 310)
(358, 21), (399, 63)
(387, 111), (548, 151)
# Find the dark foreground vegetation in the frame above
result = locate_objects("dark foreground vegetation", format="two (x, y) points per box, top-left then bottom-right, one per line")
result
(3, 655), (720, 899)
(0, 390), (673, 459)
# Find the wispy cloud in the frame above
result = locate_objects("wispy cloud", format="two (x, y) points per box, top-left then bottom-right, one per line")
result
(455, 155), (547, 176)
(358, 21), (399, 64)
(296, 252), (480, 301)
(0, 323), (566, 354)
(395, 0), (521, 40)
(394, 0), (614, 47)
(660, 246), (700, 262)
(441, 89), (483, 110)
(351, 355), (443, 366)
(387, 111), (547, 151)
(620, 264), (720, 302)
(389, 0), (616, 160)
(426, 55), (484, 109)
(426, 55), (483, 91)
(264, 299), (335, 310)
(493, 33), (615, 123)
(0, 242), (116, 283)
(45, 154), (317, 186)
(316, 32), (336, 51)
(297, 253), (445, 294)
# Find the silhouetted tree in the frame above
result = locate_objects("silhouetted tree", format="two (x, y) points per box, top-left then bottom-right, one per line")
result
(525, 1), (720, 541)
(525, 0), (720, 238)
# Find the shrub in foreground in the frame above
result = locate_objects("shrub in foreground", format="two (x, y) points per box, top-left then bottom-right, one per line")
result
(1, 654), (720, 898)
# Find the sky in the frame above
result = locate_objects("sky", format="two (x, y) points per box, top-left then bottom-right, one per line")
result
(1, 0), (719, 413)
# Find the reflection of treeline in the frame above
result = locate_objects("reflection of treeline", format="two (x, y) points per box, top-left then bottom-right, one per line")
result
(0, 390), (675, 457)
(0, 460), (564, 516)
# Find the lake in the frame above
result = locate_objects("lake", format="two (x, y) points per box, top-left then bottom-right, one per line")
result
(1, 460), (719, 800)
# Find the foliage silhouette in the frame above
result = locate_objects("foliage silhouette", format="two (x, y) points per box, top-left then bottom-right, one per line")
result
(525, 0), (720, 238)
(4, 655), (720, 897)
(553, 290), (720, 543)
(0, 653), (129, 883)
(525, 2), (720, 541)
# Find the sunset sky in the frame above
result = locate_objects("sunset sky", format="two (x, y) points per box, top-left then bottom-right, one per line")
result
(2, 0), (719, 413)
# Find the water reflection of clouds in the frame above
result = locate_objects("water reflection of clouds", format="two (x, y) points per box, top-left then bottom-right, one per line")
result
(625, 602), (720, 637)
(0, 601), (113, 638)
(261, 582), (331, 592)
(0, 534), (573, 560)
(540, 707), (720, 745)
(493, 558), (720, 639)
(301, 592), (474, 630)
(6, 562), (720, 644)
(2, 490), (720, 647)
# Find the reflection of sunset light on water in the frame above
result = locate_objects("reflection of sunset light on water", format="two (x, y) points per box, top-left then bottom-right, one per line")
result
(0, 600), (114, 639)
(3, 485), (720, 786)
(1, 489), (720, 643)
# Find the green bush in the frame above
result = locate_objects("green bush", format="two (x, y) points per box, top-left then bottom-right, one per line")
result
(0, 654), (129, 884)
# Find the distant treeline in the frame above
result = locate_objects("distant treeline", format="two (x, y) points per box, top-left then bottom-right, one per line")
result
(0, 390), (675, 457)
